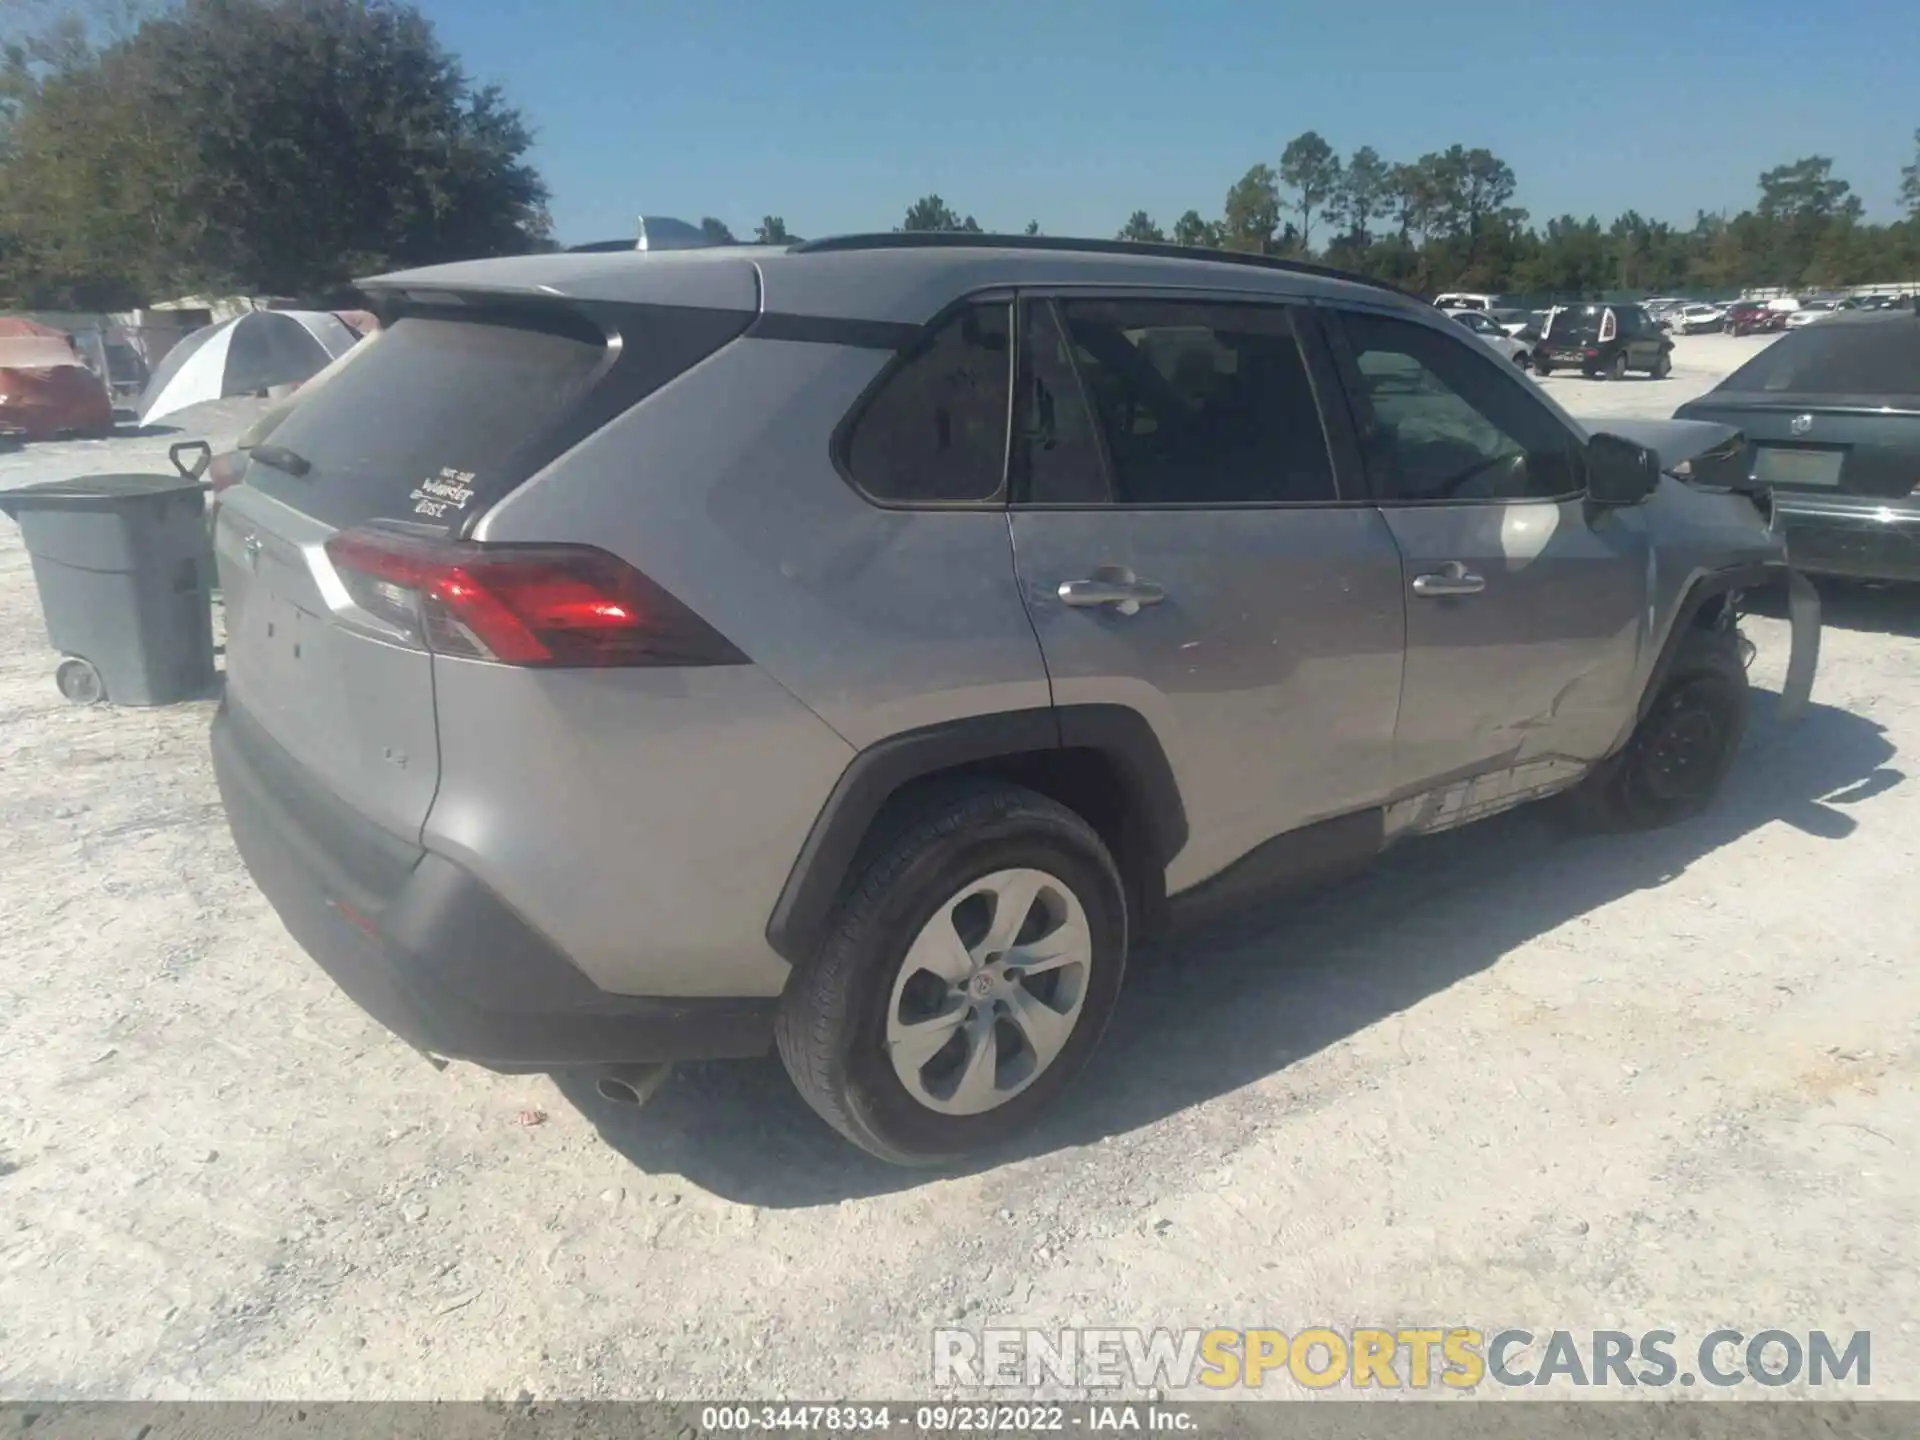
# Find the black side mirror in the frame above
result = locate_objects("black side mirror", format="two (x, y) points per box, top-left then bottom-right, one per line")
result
(170, 439), (213, 483)
(1586, 432), (1661, 506)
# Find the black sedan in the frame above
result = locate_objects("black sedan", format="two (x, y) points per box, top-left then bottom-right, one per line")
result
(1674, 312), (1920, 583)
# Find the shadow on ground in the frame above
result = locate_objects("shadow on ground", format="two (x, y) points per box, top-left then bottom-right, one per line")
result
(556, 692), (1899, 1208)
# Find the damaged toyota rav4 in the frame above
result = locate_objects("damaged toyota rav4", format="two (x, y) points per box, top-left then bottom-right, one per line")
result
(208, 233), (1820, 1165)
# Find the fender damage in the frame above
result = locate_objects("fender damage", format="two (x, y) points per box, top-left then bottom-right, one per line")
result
(1581, 414), (1821, 724)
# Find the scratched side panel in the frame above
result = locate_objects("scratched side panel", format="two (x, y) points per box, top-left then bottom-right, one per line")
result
(1383, 498), (1651, 796)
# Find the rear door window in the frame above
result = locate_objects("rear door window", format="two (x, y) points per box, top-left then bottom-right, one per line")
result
(1044, 297), (1339, 505)
(251, 303), (749, 531)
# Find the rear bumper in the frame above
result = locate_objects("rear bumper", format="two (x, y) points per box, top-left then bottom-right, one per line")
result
(1774, 494), (1920, 582)
(211, 700), (776, 1070)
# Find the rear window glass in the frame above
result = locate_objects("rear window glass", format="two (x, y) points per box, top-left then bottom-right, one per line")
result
(1546, 305), (1603, 338)
(248, 303), (750, 531)
(253, 310), (608, 530)
(1719, 319), (1920, 397)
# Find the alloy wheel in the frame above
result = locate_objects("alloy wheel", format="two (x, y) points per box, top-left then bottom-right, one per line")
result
(884, 868), (1093, 1116)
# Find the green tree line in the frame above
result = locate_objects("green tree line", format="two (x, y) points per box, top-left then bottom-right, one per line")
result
(899, 132), (1920, 297)
(894, 134), (1920, 297)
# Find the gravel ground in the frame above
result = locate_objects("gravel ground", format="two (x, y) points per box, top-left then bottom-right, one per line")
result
(2, 336), (1916, 1401)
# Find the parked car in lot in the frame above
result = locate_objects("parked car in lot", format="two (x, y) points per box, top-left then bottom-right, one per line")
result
(1786, 300), (1840, 329)
(1644, 299), (1686, 329)
(1432, 290), (1502, 312)
(1671, 303), (1728, 335)
(1445, 307), (1535, 369)
(0, 330), (115, 441)
(1725, 301), (1785, 336)
(207, 233), (1818, 1164)
(1488, 307), (1535, 337)
(1676, 310), (1920, 583)
(1534, 303), (1674, 379)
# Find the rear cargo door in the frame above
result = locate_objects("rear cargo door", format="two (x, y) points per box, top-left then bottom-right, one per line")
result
(215, 484), (442, 841)
(212, 299), (752, 843)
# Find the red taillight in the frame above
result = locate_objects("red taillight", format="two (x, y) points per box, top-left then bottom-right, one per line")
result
(322, 526), (746, 669)
(1585, 348), (1600, 358)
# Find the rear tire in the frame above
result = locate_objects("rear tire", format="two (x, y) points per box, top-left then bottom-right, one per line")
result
(1561, 627), (1749, 833)
(1535, 361), (1553, 378)
(776, 782), (1127, 1166)
(1605, 352), (1628, 382)
(1652, 351), (1673, 380)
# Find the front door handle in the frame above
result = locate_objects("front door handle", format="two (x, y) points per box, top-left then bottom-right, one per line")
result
(1058, 571), (1166, 616)
(1411, 562), (1486, 598)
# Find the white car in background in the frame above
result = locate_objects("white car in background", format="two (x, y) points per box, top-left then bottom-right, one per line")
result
(1444, 308), (1535, 370)
(1487, 307), (1535, 337)
(1671, 303), (1727, 334)
(1785, 300), (1839, 328)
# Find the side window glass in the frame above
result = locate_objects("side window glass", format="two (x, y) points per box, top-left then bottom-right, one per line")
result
(842, 302), (1011, 503)
(1052, 299), (1338, 505)
(1338, 310), (1583, 503)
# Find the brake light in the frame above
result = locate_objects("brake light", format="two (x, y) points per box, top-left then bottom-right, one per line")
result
(1585, 348), (1600, 358)
(323, 526), (747, 668)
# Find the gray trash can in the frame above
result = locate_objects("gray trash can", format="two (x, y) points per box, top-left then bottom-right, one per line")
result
(0, 473), (217, 706)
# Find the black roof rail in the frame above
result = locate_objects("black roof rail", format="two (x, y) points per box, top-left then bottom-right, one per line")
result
(789, 231), (1415, 300)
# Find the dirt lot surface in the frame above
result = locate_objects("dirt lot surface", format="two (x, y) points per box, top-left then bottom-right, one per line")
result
(3, 336), (1917, 1401)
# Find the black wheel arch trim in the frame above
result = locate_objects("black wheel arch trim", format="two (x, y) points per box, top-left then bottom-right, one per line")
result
(765, 704), (1188, 964)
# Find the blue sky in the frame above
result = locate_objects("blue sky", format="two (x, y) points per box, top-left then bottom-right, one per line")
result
(421, 0), (1917, 247)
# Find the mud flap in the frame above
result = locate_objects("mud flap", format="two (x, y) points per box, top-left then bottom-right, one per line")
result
(1777, 569), (1820, 724)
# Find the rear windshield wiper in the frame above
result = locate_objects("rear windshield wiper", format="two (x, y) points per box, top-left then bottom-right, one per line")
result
(249, 442), (313, 478)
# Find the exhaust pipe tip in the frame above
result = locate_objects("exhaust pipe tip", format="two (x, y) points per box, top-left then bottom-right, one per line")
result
(596, 1074), (642, 1105)
(596, 1062), (672, 1109)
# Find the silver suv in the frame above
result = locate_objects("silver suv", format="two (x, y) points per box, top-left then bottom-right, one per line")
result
(209, 234), (1820, 1165)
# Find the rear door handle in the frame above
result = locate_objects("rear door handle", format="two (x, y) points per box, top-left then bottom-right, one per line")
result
(1058, 574), (1166, 617)
(1411, 563), (1486, 598)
